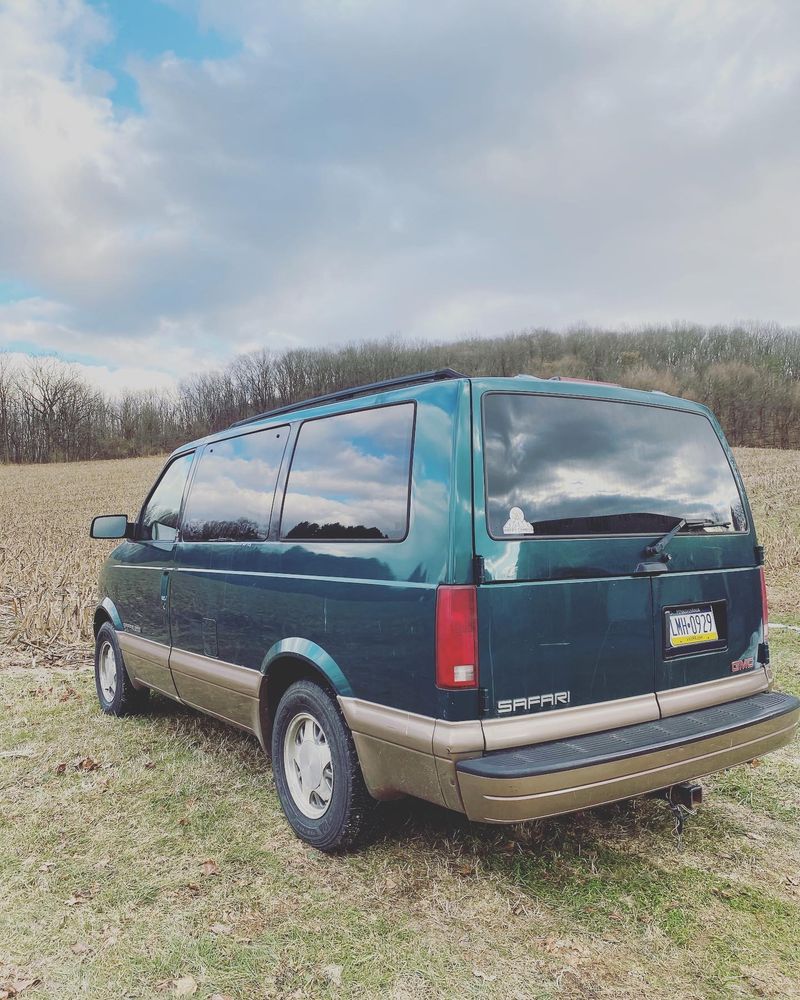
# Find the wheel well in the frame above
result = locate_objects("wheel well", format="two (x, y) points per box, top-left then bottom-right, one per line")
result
(260, 656), (338, 745)
(93, 607), (112, 638)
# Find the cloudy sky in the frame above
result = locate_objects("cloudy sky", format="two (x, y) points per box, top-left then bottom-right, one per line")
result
(1, 0), (798, 391)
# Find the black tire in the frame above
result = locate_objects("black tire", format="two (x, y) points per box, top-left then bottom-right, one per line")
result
(94, 622), (149, 717)
(271, 679), (376, 852)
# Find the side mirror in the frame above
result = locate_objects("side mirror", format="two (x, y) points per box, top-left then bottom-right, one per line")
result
(90, 514), (131, 539)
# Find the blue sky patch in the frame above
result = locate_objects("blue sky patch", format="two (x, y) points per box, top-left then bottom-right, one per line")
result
(87, 0), (238, 111)
(1, 339), (108, 369)
(0, 280), (37, 304)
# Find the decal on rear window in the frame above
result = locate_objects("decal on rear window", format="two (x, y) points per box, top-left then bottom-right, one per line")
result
(503, 506), (534, 535)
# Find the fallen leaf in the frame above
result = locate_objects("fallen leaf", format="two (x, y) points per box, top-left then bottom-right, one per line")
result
(209, 923), (232, 936)
(322, 964), (343, 987)
(54, 762), (67, 775)
(77, 757), (100, 772)
(174, 976), (198, 996)
(144, 760), (156, 769)
(178, 817), (190, 826)
(0, 976), (41, 997)
(65, 887), (95, 906)
(200, 859), (220, 876)
(38, 862), (56, 872)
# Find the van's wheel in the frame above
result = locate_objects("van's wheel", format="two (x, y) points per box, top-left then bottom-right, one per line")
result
(271, 679), (375, 852)
(94, 623), (149, 716)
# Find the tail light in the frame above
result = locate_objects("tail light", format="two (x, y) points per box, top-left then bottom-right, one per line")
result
(435, 585), (478, 689)
(759, 566), (769, 641)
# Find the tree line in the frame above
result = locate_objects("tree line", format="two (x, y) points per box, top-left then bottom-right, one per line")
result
(2, 322), (800, 464)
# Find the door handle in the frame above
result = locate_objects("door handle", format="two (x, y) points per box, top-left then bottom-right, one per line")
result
(634, 558), (670, 574)
(160, 570), (170, 607)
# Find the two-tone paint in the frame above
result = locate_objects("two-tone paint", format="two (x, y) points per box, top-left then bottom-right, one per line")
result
(95, 374), (798, 820)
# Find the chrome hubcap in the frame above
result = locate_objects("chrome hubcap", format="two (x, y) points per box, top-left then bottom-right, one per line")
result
(283, 712), (333, 819)
(98, 641), (117, 703)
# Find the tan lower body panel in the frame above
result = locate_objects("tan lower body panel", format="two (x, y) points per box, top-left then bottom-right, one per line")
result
(117, 632), (179, 699)
(657, 669), (769, 718)
(169, 647), (263, 744)
(339, 697), (479, 809)
(456, 709), (799, 824)
(351, 733), (447, 806)
(482, 692), (660, 752)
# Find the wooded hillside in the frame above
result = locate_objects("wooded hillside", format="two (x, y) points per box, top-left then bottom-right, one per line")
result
(2, 323), (799, 463)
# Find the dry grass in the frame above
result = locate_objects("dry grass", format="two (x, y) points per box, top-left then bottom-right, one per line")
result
(0, 455), (164, 662)
(734, 447), (800, 622)
(0, 448), (799, 999)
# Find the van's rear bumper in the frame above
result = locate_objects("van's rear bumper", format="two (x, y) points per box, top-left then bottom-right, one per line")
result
(455, 692), (800, 824)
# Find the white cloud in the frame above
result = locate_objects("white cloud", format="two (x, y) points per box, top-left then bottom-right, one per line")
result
(1, 0), (799, 393)
(0, 349), (177, 393)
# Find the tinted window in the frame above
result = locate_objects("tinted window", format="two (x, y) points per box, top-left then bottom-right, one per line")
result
(483, 393), (747, 537)
(139, 453), (194, 542)
(181, 426), (287, 542)
(281, 404), (414, 541)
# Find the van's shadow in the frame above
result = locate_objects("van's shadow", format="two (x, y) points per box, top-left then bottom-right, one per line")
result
(147, 696), (727, 885)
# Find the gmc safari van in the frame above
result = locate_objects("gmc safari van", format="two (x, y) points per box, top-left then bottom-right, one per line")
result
(90, 369), (799, 850)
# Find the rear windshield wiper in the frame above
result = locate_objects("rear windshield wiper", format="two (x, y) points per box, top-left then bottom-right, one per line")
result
(644, 517), (731, 558)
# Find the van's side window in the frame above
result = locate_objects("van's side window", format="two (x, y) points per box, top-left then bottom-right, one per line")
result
(181, 427), (288, 542)
(281, 404), (414, 541)
(139, 452), (195, 542)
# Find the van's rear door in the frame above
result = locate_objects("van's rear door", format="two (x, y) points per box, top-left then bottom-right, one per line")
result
(472, 383), (767, 747)
(646, 408), (768, 714)
(652, 564), (767, 716)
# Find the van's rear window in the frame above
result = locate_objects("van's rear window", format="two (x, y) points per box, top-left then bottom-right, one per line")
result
(482, 393), (747, 538)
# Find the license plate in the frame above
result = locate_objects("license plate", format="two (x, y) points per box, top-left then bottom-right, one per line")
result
(667, 606), (719, 648)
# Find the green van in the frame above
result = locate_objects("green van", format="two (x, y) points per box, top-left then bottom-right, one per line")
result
(90, 369), (799, 850)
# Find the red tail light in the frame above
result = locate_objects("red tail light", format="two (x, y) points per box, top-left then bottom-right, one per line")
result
(435, 585), (478, 689)
(759, 566), (769, 641)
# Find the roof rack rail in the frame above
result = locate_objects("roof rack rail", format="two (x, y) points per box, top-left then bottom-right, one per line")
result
(229, 368), (467, 428)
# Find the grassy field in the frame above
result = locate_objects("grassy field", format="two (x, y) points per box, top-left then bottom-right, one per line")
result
(1, 449), (799, 999)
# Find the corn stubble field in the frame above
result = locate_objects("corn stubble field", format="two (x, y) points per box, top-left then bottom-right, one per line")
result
(1, 450), (799, 1000)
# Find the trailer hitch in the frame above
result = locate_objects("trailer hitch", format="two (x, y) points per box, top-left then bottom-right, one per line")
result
(654, 783), (703, 836)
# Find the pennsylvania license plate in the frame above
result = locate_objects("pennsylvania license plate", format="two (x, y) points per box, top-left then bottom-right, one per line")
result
(667, 606), (719, 648)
